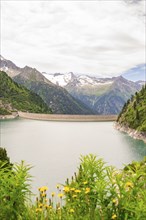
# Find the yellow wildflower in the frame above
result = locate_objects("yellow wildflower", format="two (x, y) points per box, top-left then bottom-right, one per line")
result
(39, 188), (44, 192)
(36, 208), (42, 213)
(58, 193), (64, 198)
(45, 204), (49, 209)
(85, 187), (90, 194)
(56, 184), (60, 189)
(83, 181), (88, 185)
(69, 208), (75, 213)
(39, 186), (48, 192)
(43, 186), (48, 191)
(112, 199), (116, 203)
(125, 182), (133, 188)
(111, 214), (117, 219)
(72, 194), (77, 198)
(70, 188), (75, 191)
(75, 189), (81, 193)
(39, 203), (43, 208)
(63, 186), (70, 193)
(112, 198), (118, 206)
(51, 192), (55, 197)
(41, 193), (46, 197)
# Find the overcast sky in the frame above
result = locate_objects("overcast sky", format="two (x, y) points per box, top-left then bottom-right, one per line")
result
(1, 0), (145, 76)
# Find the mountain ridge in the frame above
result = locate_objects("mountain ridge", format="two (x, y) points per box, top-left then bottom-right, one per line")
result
(0, 71), (52, 115)
(0, 56), (93, 115)
(1, 55), (144, 115)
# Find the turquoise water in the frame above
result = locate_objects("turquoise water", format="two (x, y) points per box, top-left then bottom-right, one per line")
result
(1, 118), (146, 192)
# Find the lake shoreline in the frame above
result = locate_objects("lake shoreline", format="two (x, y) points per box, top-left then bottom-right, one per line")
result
(18, 112), (117, 122)
(0, 113), (19, 120)
(115, 123), (146, 144)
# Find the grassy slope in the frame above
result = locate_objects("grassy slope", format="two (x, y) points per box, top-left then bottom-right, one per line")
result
(117, 85), (146, 132)
(0, 71), (52, 114)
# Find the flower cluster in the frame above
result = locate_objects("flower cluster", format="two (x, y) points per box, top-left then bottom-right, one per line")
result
(32, 155), (146, 220)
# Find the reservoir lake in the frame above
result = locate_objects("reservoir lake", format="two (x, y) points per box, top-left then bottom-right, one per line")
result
(1, 118), (146, 193)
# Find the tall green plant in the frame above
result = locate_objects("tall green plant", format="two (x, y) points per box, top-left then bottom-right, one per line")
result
(0, 161), (32, 220)
(63, 155), (146, 220)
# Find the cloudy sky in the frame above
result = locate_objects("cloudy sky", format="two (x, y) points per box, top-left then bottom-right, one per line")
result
(1, 0), (145, 76)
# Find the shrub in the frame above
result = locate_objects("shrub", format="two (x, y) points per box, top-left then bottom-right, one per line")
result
(0, 161), (32, 220)
(0, 153), (146, 219)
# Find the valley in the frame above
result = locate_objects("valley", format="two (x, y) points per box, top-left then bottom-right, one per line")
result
(43, 71), (143, 114)
(0, 55), (145, 115)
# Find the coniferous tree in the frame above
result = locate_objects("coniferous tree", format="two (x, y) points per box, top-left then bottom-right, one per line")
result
(136, 109), (139, 121)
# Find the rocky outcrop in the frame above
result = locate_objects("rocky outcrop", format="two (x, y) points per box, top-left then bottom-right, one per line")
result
(115, 123), (146, 143)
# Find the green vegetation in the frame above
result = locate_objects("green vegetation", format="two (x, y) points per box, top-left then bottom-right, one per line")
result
(0, 107), (11, 115)
(0, 147), (12, 168)
(0, 150), (146, 220)
(117, 85), (146, 131)
(0, 71), (52, 114)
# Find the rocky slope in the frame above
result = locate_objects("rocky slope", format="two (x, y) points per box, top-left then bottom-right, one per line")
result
(92, 76), (141, 114)
(0, 55), (21, 77)
(65, 76), (141, 114)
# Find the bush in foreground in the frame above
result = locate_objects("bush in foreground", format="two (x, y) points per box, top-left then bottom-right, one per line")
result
(0, 153), (146, 220)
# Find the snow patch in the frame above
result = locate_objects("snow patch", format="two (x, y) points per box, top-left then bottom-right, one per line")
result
(43, 72), (73, 86)
(42, 72), (114, 87)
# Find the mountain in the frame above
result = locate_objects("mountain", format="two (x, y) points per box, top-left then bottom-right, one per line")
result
(42, 72), (76, 87)
(43, 72), (142, 114)
(117, 85), (146, 132)
(0, 55), (21, 77)
(0, 71), (52, 115)
(0, 56), (93, 114)
(92, 76), (141, 114)
(43, 72), (113, 89)
(1, 56), (143, 115)
(122, 64), (146, 82)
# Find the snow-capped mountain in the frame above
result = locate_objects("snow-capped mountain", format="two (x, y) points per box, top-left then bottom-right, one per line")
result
(42, 71), (143, 114)
(42, 72), (75, 87)
(42, 72), (114, 88)
(0, 55), (93, 114)
(76, 75), (114, 87)
(43, 62), (146, 89)
(1, 55), (144, 115)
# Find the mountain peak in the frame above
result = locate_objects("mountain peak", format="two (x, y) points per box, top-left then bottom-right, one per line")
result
(115, 75), (127, 81)
(42, 72), (76, 87)
(0, 55), (21, 77)
(0, 55), (5, 61)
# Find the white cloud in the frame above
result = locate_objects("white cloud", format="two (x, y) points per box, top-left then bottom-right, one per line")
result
(1, 0), (145, 76)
